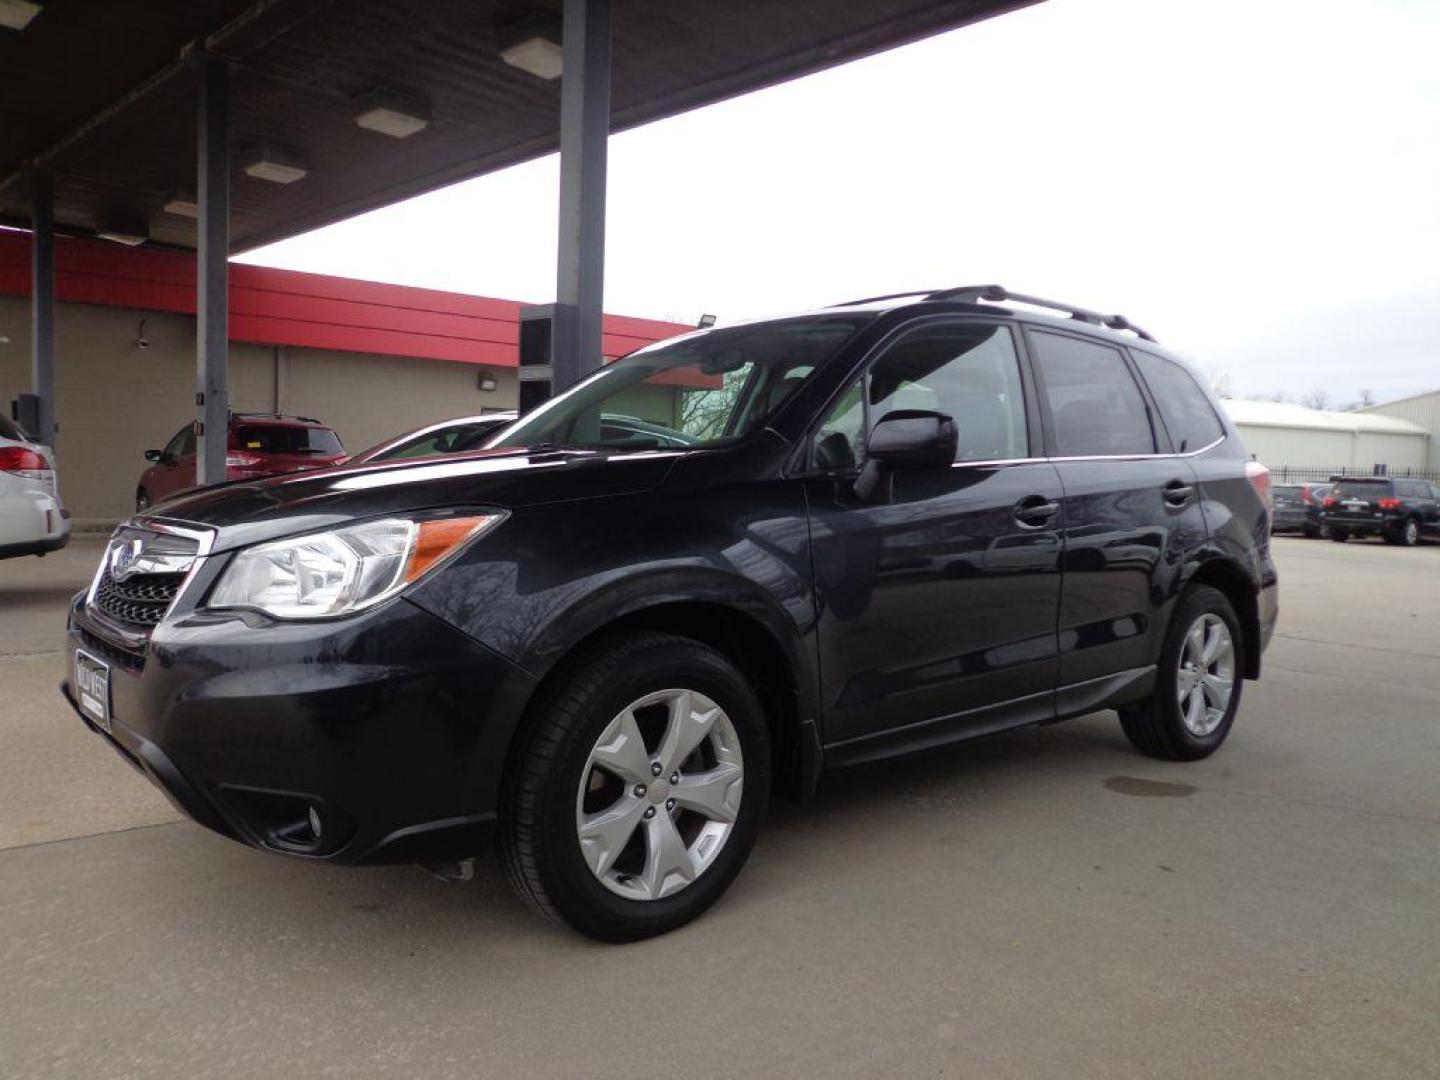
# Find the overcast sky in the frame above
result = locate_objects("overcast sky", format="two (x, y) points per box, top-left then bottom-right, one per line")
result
(236, 0), (1440, 406)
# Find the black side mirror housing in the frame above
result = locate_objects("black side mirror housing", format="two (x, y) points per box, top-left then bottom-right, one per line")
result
(854, 409), (958, 503)
(144, 449), (165, 462)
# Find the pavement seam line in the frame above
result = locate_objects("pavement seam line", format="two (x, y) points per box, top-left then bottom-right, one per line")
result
(0, 819), (185, 856)
(1274, 632), (1440, 662)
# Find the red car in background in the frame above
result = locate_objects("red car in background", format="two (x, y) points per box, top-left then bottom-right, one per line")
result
(136, 413), (346, 511)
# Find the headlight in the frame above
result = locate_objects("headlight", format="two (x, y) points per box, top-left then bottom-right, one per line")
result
(207, 513), (504, 620)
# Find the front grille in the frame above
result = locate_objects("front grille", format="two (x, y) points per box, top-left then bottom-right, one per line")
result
(93, 570), (186, 628)
(86, 523), (204, 636)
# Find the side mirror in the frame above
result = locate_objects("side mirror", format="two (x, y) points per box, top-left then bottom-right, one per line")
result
(854, 409), (957, 503)
(144, 449), (165, 462)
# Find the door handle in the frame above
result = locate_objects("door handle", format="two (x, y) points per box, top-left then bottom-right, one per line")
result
(1014, 495), (1060, 527)
(1163, 480), (1194, 506)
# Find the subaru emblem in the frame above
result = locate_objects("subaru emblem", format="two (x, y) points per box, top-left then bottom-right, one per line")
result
(108, 538), (145, 581)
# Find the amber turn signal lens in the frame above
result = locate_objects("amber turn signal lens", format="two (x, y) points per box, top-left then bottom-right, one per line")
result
(404, 516), (500, 583)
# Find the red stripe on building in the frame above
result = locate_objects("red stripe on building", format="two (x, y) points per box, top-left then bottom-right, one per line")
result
(0, 230), (688, 365)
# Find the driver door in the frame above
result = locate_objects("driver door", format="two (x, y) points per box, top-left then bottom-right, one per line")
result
(151, 425), (196, 502)
(804, 318), (1064, 760)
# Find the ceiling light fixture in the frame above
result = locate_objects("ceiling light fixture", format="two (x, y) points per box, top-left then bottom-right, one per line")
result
(354, 88), (431, 139)
(499, 15), (563, 80)
(96, 225), (148, 247)
(0, 0), (42, 32)
(243, 146), (308, 184)
(161, 190), (198, 218)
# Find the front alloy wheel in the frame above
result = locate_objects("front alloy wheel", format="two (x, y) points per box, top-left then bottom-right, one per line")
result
(501, 631), (770, 941)
(576, 689), (744, 901)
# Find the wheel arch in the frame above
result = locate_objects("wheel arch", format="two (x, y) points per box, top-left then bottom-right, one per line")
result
(507, 585), (822, 804)
(1185, 556), (1262, 680)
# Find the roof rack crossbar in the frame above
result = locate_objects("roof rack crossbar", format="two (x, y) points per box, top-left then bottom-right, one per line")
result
(922, 284), (1157, 342)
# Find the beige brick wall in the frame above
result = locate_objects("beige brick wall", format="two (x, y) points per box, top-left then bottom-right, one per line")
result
(0, 296), (517, 523)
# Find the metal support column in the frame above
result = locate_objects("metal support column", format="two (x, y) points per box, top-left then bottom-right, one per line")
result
(29, 173), (56, 448)
(196, 57), (230, 486)
(552, 0), (612, 394)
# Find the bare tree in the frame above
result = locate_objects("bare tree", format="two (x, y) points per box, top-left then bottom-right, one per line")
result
(1301, 389), (1330, 411)
(1207, 366), (1234, 399)
(1263, 390), (1292, 403)
(1350, 388), (1377, 410)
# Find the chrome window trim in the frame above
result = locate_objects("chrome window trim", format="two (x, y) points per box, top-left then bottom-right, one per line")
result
(944, 433), (1227, 470)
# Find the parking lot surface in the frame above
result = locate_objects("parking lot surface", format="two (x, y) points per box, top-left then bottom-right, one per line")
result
(2, 535), (1437, 1079)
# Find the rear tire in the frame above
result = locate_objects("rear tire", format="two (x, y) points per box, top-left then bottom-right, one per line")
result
(1119, 585), (1243, 762)
(1329, 528), (1349, 543)
(1396, 519), (1421, 547)
(500, 631), (771, 942)
(1303, 525), (1320, 539)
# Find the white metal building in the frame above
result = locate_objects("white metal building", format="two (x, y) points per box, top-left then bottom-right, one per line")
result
(1220, 399), (1431, 476)
(1361, 390), (1440, 473)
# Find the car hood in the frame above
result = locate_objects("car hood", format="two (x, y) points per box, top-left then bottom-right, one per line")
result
(147, 447), (682, 553)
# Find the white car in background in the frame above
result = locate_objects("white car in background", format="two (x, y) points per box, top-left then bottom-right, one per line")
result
(0, 414), (69, 560)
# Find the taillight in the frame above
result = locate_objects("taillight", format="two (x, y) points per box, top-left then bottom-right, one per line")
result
(1301, 487), (1315, 505)
(1323, 496), (1339, 508)
(1377, 497), (1401, 510)
(226, 452), (262, 468)
(0, 446), (50, 476)
(1245, 460), (1272, 508)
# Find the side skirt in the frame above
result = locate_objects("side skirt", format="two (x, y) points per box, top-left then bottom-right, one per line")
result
(821, 665), (1156, 773)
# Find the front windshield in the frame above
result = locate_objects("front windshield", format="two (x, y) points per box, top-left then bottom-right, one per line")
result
(491, 315), (870, 452)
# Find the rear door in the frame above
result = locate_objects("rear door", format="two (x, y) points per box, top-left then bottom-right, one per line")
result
(805, 317), (1065, 757)
(1027, 331), (1209, 696)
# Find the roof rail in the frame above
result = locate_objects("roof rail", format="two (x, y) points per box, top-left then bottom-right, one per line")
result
(230, 411), (325, 424)
(922, 284), (1156, 342)
(830, 289), (937, 307)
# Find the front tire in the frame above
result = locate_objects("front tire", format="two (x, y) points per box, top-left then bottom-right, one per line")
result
(500, 631), (771, 942)
(1119, 585), (1243, 761)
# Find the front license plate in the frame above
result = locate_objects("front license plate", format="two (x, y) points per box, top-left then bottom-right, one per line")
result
(73, 649), (111, 733)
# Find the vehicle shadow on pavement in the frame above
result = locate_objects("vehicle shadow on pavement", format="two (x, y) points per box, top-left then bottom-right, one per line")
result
(73, 713), (1149, 952)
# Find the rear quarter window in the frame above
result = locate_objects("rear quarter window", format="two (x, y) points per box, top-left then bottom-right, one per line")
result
(1132, 350), (1225, 453)
(0, 414), (28, 441)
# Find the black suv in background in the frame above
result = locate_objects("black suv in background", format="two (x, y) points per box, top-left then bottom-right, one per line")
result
(1271, 482), (1329, 538)
(1323, 476), (1440, 545)
(61, 285), (1278, 941)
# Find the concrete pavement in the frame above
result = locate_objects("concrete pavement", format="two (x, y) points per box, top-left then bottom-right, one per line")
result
(1, 535), (1437, 1079)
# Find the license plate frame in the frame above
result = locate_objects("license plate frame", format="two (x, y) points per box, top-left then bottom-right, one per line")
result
(73, 649), (112, 733)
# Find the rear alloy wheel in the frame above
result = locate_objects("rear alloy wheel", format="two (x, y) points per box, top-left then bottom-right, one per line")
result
(1399, 519), (1421, 547)
(1120, 585), (1243, 761)
(501, 632), (770, 941)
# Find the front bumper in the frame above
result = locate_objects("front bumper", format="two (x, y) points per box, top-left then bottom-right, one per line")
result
(63, 588), (537, 864)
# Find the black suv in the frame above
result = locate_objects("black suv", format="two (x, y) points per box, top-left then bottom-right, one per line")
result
(62, 286), (1278, 941)
(1323, 476), (1440, 545)
(1271, 482), (1329, 538)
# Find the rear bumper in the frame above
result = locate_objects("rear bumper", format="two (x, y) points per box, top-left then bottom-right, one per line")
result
(1324, 513), (1401, 533)
(0, 530), (69, 559)
(62, 592), (538, 865)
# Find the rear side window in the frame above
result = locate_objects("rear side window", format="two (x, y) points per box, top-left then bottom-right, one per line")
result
(1030, 331), (1155, 456)
(235, 425), (344, 455)
(1132, 351), (1225, 453)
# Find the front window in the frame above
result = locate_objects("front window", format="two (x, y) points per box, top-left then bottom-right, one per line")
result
(491, 316), (870, 452)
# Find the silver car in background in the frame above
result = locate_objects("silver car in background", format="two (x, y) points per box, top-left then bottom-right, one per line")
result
(0, 414), (69, 560)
